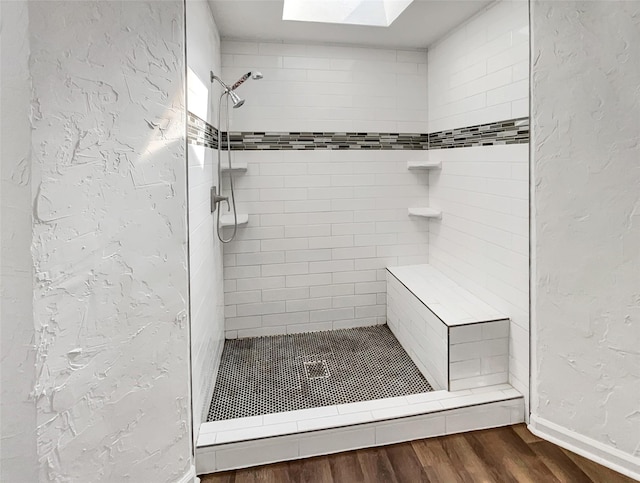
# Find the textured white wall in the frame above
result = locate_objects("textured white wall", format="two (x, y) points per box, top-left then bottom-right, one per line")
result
(222, 40), (428, 133)
(28, 2), (192, 481)
(428, 0), (529, 132)
(531, 0), (640, 474)
(426, 1), (530, 408)
(220, 41), (430, 337)
(186, 0), (225, 443)
(0, 2), (38, 481)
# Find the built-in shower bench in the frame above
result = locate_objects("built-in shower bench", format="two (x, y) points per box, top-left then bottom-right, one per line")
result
(386, 264), (510, 392)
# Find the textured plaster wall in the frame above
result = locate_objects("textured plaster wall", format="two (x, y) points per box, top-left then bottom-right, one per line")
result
(186, 0), (225, 440)
(531, 0), (640, 461)
(0, 2), (38, 481)
(27, 1), (192, 481)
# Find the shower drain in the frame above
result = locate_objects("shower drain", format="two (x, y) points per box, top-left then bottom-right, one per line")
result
(303, 360), (330, 380)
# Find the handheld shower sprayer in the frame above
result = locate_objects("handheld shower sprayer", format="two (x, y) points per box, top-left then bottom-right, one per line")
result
(210, 71), (263, 108)
(230, 71), (264, 91)
(209, 70), (263, 243)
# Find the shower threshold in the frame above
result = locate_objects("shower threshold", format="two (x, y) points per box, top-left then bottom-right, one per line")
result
(196, 325), (524, 475)
(196, 383), (523, 474)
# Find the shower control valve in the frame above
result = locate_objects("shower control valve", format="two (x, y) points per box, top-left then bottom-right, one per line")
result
(211, 186), (229, 213)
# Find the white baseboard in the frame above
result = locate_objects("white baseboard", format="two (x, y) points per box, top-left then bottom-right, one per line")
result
(176, 465), (197, 483)
(528, 415), (640, 481)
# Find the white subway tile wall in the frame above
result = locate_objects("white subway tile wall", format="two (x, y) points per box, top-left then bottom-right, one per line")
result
(449, 320), (509, 391)
(222, 149), (430, 337)
(221, 41), (428, 133)
(386, 272), (448, 390)
(187, 2), (225, 439)
(428, 143), (529, 407)
(426, 0), (529, 408)
(219, 40), (430, 337)
(428, 1), (529, 133)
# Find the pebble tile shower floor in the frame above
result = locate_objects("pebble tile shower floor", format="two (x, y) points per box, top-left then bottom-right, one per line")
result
(207, 324), (433, 421)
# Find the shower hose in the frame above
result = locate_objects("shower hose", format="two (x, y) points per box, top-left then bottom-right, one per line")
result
(216, 91), (238, 243)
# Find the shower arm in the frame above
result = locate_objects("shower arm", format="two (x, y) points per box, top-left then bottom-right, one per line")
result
(210, 71), (231, 92)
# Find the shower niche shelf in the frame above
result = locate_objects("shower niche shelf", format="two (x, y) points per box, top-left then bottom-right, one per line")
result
(221, 162), (248, 173)
(407, 160), (441, 170)
(220, 213), (249, 227)
(408, 207), (442, 219)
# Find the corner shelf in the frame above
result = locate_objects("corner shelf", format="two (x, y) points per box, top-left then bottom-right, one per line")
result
(408, 207), (442, 219)
(407, 160), (441, 170)
(220, 213), (249, 227)
(221, 163), (248, 173)
(218, 164), (248, 226)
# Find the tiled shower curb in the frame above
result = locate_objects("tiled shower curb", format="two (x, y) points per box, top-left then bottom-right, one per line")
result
(196, 384), (524, 474)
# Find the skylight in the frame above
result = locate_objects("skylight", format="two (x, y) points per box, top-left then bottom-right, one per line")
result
(282, 0), (414, 27)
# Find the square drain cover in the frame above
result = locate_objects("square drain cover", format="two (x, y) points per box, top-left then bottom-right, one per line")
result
(303, 360), (330, 380)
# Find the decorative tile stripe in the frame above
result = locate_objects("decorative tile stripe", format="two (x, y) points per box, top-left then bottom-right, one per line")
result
(187, 112), (429, 150)
(187, 112), (529, 151)
(428, 117), (529, 149)
(187, 112), (218, 149)
(221, 131), (429, 150)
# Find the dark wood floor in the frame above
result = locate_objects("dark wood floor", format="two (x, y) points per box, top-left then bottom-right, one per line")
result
(201, 424), (635, 483)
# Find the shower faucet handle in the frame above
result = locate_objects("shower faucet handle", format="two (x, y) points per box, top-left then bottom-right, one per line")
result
(211, 186), (229, 213)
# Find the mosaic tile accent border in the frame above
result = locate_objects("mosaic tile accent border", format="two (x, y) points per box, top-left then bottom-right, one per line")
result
(428, 117), (529, 150)
(221, 131), (429, 151)
(187, 112), (218, 149)
(187, 112), (429, 150)
(187, 112), (529, 151)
